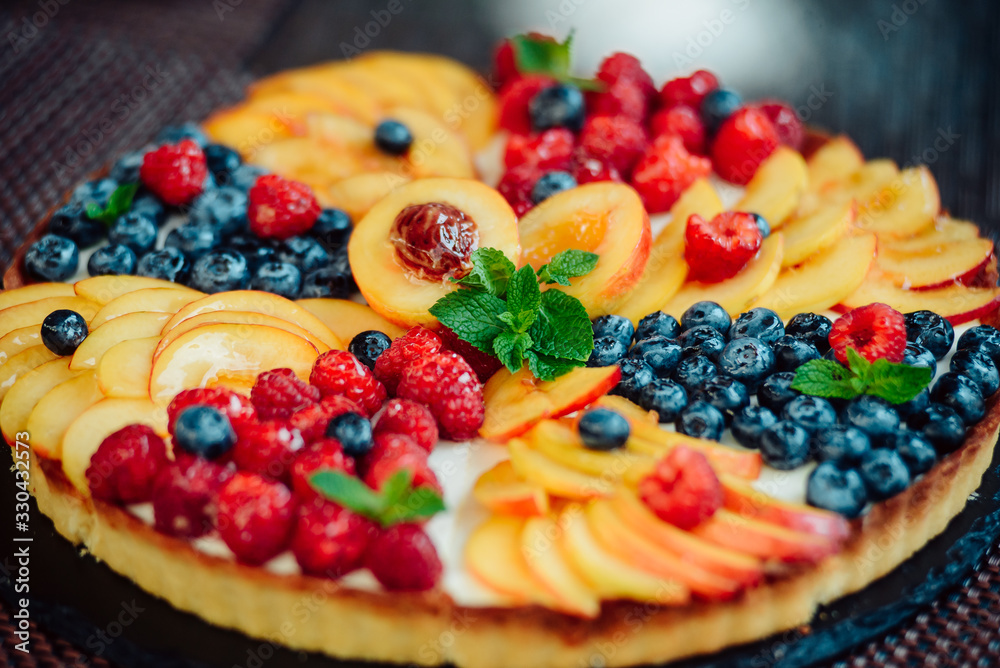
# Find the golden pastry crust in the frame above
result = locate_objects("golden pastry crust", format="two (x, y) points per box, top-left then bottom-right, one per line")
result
(29, 396), (1000, 668)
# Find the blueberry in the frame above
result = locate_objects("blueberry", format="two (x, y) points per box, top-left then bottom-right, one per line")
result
(374, 119), (413, 155)
(165, 222), (221, 259)
(188, 249), (250, 293)
(785, 313), (832, 352)
(681, 301), (731, 335)
(108, 211), (158, 254)
(904, 310), (954, 360)
(759, 420), (811, 470)
(675, 401), (725, 440)
(300, 250), (355, 298)
(752, 213), (770, 238)
(772, 335), (820, 373)
(189, 186), (249, 236)
(277, 235), (331, 274)
(902, 341), (936, 369)
(592, 315), (635, 346)
(131, 190), (167, 226)
(229, 164), (268, 192)
(70, 178), (118, 208)
(895, 388), (930, 418)
(806, 462), (867, 518)
(227, 234), (277, 271)
(173, 405), (235, 459)
(157, 122), (208, 146)
(718, 337), (775, 389)
(110, 150), (145, 184)
(781, 395), (838, 433)
(811, 425), (871, 465)
(628, 336), (682, 377)
(757, 371), (801, 413)
(24, 234), (79, 281)
(250, 261), (302, 299)
(887, 430), (937, 476)
(578, 408), (631, 451)
(859, 449), (910, 501)
(700, 88), (742, 132)
(203, 144), (242, 184)
(137, 247), (189, 282)
(638, 378), (688, 422)
(931, 372), (985, 425)
(587, 336), (628, 367)
(672, 354), (717, 392)
(730, 308), (784, 343)
(908, 403), (967, 455)
(48, 205), (106, 248)
(531, 171), (577, 204)
(949, 348), (999, 397)
(731, 405), (778, 449)
(614, 358), (656, 400)
(311, 208), (353, 252)
(678, 325), (726, 360)
(529, 83), (585, 132)
(348, 330), (392, 371)
(841, 395), (900, 443)
(326, 412), (373, 457)
(87, 244), (137, 277)
(634, 311), (680, 342)
(957, 325), (1000, 366)
(40, 309), (88, 356)
(693, 375), (749, 423)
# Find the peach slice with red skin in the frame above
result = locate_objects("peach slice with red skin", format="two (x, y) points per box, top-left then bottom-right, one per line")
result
(719, 475), (851, 540)
(882, 217), (980, 252)
(877, 237), (994, 289)
(836, 273), (1000, 325)
(780, 200), (856, 267)
(507, 438), (613, 500)
(520, 514), (601, 618)
(472, 460), (549, 517)
(690, 509), (843, 564)
(855, 166), (940, 238)
(154, 310), (331, 360)
(525, 419), (654, 482)
(89, 288), (202, 328)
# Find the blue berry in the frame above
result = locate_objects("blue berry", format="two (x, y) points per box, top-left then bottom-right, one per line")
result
(229, 164), (268, 192)
(759, 420), (811, 470)
(895, 388), (930, 418)
(173, 405), (235, 459)
(729, 308), (784, 343)
(311, 208), (353, 252)
(40, 309), (88, 356)
(108, 211), (158, 255)
(137, 247), (189, 282)
(756, 371), (801, 413)
(87, 244), (137, 277)
(887, 430), (937, 476)
(635, 311), (680, 342)
(227, 234), (277, 271)
(718, 337), (775, 389)
(785, 312), (832, 352)
(189, 186), (249, 236)
(592, 315), (635, 346)
(859, 448), (910, 501)
(300, 250), (355, 298)
(931, 372), (984, 425)
(782, 395), (837, 433)
(326, 412), (373, 457)
(24, 234), (79, 281)
(811, 425), (871, 465)
(693, 375), (749, 423)
(752, 213), (770, 238)
(731, 405), (778, 449)
(675, 401), (725, 441)
(907, 403), (966, 455)
(188, 249), (250, 293)
(628, 336), (682, 377)
(614, 357), (656, 401)
(578, 408), (631, 451)
(957, 325), (1000, 366)
(530, 84), (585, 132)
(531, 171), (577, 204)
(157, 122), (208, 146)
(277, 235), (331, 274)
(638, 378), (688, 422)
(672, 354), (717, 392)
(681, 301), (731, 335)
(772, 335), (820, 372)
(949, 348), (999, 397)
(806, 462), (867, 518)
(203, 144), (242, 184)
(165, 222), (221, 259)
(131, 190), (167, 226)
(374, 120), (413, 155)
(841, 395), (900, 443)
(110, 150), (145, 184)
(70, 178), (118, 208)
(902, 341), (936, 369)
(588, 336), (628, 367)
(904, 310), (954, 360)
(700, 88), (742, 132)
(678, 325), (726, 360)
(250, 261), (302, 299)
(348, 330), (392, 371)
(48, 205), (106, 248)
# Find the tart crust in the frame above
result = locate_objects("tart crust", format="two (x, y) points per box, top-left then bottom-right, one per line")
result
(29, 395), (1000, 668)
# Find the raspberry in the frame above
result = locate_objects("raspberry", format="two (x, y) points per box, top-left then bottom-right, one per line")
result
(247, 174), (321, 240)
(638, 446), (722, 530)
(579, 115), (649, 176)
(711, 107), (780, 185)
(217, 471), (296, 565)
(87, 424), (169, 504)
(503, 129), (575, 170)
(497, 164), (542, 216)
(756, 100), (805, 151)
(233, 419), (306, 481)
(498, 75), (557, 135)
(363, 433), (441, 493)
(291, 499), (377, 577)
(396, 351), (484, 440)
(251, 368), (320, 420)
(167, 387), (256, 436)
(570, 150), (623, 185)
(660, 70), (719, 109)
(152, 455), (231, 538)
(365, 523), (442, 592)
(373, 326), (444, 394)
(310, 350), (387, 417)
(684, 212), (763, 283)
(829, 303), (907, 364)
(290, 438), (357, 503)
(650, 104), (707, 155)
(586, 53), (656, 122)
(437, 326), (503, 383)
(596, 53), (656, 98)
(373, 399), (439, 452)
(139, 139), (207, 206)
(630, 134), (712, 213)
(289, 394), (363, 443)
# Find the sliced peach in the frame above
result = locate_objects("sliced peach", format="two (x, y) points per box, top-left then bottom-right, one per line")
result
(0, 296), (100, 339)
(805, 135), (864, 192)
(97, 336), (160, 399)
(720, 475), (850, 541)
(202, 106), (296, 158)
(878, 237), (994, 289)
(349, 178), (520, 327)
(882, 217), (980, 252)
(248, 65), (381, 124)
(319, 171), (411, 222)
(751, 233), (877, 318)
(624, 420), (763, 480)
(855, 166), (939, 238)
(837, 273), (1000, 325)
(734, 147), (807, 228)
(0, 346), (58, 401)
(480, 365), (621, 441)
(296, 298), (405, 342)
(0, 326), (41, 369)
(89, 288), (202, 328)
(70, 312), (172, 370)
(356, 53), (462, 121)
(525, 419), (654, 480)
(0, 359), (78, 444)
(337, 62), (428, 113)
(0, 283), (75, 310)
(464, 516), (558, 605)
(518, 182), (651, 318)
(690, 509), (841, 564)
(799, 159), (898, 216)
(520, 515), (601, 618)
(74, 275), (187, 305)
(242, 90), (349, 133)
(154, 310), (331, 360)
(383, 107), (475, 179)
(593, 394), (660, 424)
(24, 371), (104, 459)
(472, 460), (549, 517)
(508, 438), (612, 500)
(781, 200), (856, 267)
(251, 137), (362, 190)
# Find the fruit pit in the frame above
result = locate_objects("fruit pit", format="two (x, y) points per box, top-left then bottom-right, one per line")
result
(390, 202), (479, 282)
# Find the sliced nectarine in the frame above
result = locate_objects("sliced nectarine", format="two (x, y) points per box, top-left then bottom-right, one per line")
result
(525, 419), (654, 480)
(202, 106), (296, 159)
(882, 217), (980, 252)
(0, 346), (58, 401)
(0, 359), (78, 444)
(805, 135), (864, 192)
(251, 137), (362, 190)
(464, 516), (558, 605)
(800, 158), (898, 217)
(690, 509), (841, 564)
(720, 475), (850, 541)
(508, 438), (612, 500)
(383, 107), (475, 179)
(0, 326), (41, 369)
(89, 288), (202, 328)
(520, 515), (601, 618)
(837, 273), (1000, 324)
(97, 337), (160, 399)
(25, 371), (104, 459)
(0, 296), (100, 339)
(297, 298), (406, 342)
(734, 147), (807, 229)
(70, 311), (172, 370)
(247, 65), (381, 124)
(319, 171), (411, 222)
(0, 282), (75, 310)
(154, 310), (331, 360)
(624, 420), (763, 480)
(74, 275), (188, 305)
(878, 237), (994, 289)
(781, 200), (856, 267)
(856, 166), (939, 238)
(472, 460), (549, 517)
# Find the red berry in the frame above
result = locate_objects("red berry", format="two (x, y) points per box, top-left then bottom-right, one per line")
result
(498, 75), (557, 135)
(152, 455), (231, 538)
(684, 212), (763, 284)
(570, 150), (623, 185)
(373, 326), (444, 395)
(373, 398), (439, 452)
(167, 386), (256, 436)
(87, 424), (169, 504)
(365, 523), (442, 592)
(638, 446), (722, 530)
(829, 303), (907, 364)
(756, 100), (805, 151)
(660, 70), (719, 109)
(397, 351), (484, 440)
(290, 438), (357, 503)
(503, 128), (575, 170)
(579, 115), (649, 176)
(711, 107), (780, 185)
(233, 419), (306, 481)
(596, 53), (656, 97)
(497, 164), (542, 216)
(650, 104), (707, 155)
(310, 350), (387, 417)
(289, 394), (363, 443)
(437, 326), (503, 383)
(247, 174), (321, 240)
(630, 134), (712, 213)
(217, 471), (296, 565)
(587, 53), (656, 122)
(140, 139), (207, 206)
(250, 368), (320, 420)
(291, 500), (377, 578)
(363, 433), (440, 494)
(492, 39), (519, 90)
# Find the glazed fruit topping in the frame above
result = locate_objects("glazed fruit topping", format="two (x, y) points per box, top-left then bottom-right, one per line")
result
(684, 212), (763, 283)
(247, 174), (321, 240)
(389, 202), (479, 282)
(638, 446), (722, 530)
(87, 424), (170, 504)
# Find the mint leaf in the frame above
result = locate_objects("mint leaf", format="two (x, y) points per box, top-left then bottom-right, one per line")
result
(429, 289), (508, 354)
(790, 359), (864, 400)
(536, 250), (600, 286)
(845, 347), (872, 380)
(525, 350), (585, 381)
(493, 330), (532, 372)
(506, 265), (541, 328)
(791, 347), (933, 405)
(310, 469), (445, 527)
(85, 183), (139, 225)
(452, 248), (516, 296)
(509, 31), (604, 92)
(527, 289), (593, 361)
(866, 358), (934, 404)
(384, 486), (447, 525)
(310, 470), (386, 517)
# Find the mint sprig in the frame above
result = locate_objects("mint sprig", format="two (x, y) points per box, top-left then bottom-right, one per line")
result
(791, 347), (933, 404)
(429, 248), (597, 381)
(309, 469), (445, 527)
(84, 183), (139, 225)
(510, 32), (604, 92)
